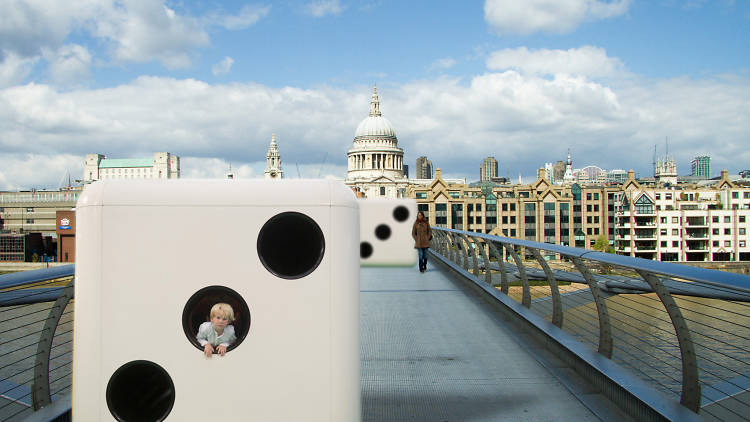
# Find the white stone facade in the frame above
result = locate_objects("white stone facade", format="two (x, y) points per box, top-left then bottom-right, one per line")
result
(83, 152), (180, 182)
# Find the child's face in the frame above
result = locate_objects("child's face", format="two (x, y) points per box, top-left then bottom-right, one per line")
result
(211, 313), (230, 331)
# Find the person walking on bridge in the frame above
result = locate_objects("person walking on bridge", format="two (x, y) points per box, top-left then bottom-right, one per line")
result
(412, 211), (432, 273)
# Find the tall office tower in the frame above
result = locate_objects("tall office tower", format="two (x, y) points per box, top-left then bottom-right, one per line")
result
(480, 157), (498, 182)
(691, 155), (711, 179)
(552, 161), (566, 184)
(416, 156), (433, 179)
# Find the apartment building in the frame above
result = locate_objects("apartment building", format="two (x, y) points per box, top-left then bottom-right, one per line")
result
(615, 170), (750, 261)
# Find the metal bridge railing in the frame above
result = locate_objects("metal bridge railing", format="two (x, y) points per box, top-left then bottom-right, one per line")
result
(0, 266), (74, 421)
(431, 227), (750, 422)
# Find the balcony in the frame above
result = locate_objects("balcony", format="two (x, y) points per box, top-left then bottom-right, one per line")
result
(686, 241), (708, 252)
(685, 218), (707, 227)
(634, 220), (656, 228)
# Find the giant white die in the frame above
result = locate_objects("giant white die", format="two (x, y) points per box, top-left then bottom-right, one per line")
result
(73, 179), (360, 421)
(358, 198), (418, 267)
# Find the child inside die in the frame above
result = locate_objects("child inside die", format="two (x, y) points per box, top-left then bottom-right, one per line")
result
(196, 303), (237, 357)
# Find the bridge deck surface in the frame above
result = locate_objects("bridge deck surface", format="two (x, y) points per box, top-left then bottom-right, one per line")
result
(360, 263), (613, 421)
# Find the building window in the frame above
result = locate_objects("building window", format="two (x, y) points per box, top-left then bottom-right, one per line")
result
(673, 241), (679, 247)
(510, 204), (516, 211)
(672, 229), (679, 235)
(740, 216), (746, 223)
(510, 229), (516, 237)
(476, 204), (482, 212)
(660, 229), (667, 235)
(713, 241), (719, 247)
(741, 241), (746, 247)
(725, 229), (731, 235)
(502, 216), (508, 224)
(380, 187), (386, 196)
(586, 193), (592, 200)
(666, 194), (672, 200)
(725, 216), (731, 223)
(587, 205), (592, 212)
(740, 228), (746, 235)
(502, 203), (508, 211)
(725, 241), (731, 247)
(587, 216), (592, 224)
(587, 228), (592, 235)
(476, 216), (482, 224)
(745, 192), (750, 199)
(416, 192), (427, 199)
(656, 194), (661, 200)
(732, 192), (739, 199)
(26, 219), (34, 224)
(510, 216), (516, 224)
(661, 241), (667, 247)
(660, 217), (667, 223)
(26, 207), (34, 212)
(713, 228), (720, 235)
(713, 216), (719, 223)
(672, 217), (679, 223)
(594, 193), (599, 200)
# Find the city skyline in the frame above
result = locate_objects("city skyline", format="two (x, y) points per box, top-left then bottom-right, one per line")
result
(1, 0), (749, 190)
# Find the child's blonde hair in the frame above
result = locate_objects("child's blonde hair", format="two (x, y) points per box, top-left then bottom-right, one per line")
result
(210, 303), (235, 322)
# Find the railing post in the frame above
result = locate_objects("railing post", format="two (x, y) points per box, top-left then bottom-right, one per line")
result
(465, 235), (480, 276)
(32, 279), (74, 410)
(448, 232), (458, 263)
(488, 242), (509, 293)
(505, 244), (531, 308)
(475, 238), (493, 285)
(571, 257), (613, 359)
(636, 270), (701, 413)
(530, 249), (563, 328)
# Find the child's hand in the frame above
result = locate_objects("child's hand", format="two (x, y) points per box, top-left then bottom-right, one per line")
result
(204, 344), (214, 357)
(217, 345), (228, 356)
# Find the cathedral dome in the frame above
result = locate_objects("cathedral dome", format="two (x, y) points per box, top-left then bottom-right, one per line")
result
(353, 85), (396, 139)
(355, 115), (395, 138)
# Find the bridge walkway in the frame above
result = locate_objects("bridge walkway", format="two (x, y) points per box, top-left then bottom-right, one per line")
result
(360, 263), (633, 421)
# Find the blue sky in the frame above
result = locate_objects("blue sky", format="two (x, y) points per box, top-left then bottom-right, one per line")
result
(1, 0), (749, 189)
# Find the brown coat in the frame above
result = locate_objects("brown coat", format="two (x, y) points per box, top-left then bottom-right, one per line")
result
(412, 219), (432, 249)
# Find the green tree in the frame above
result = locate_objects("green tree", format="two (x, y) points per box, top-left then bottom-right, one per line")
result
(592, 235), (615, 254)
(592, 235), (615, 274)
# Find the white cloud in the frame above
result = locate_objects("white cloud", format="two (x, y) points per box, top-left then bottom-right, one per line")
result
(306, 0), (345, 17)
(484, 0), (630, 35)
(0, 0), (226, 71)
(486, 46), (625, 78)
(91, 2), (209, 69)
(0, 50), (39, 87)
(212, 57), (234, 76)
(1, 71), (749, 189)
(427, 57), (457, 72)
(43, 44), (92, 84)
(213, 4), (271, 30)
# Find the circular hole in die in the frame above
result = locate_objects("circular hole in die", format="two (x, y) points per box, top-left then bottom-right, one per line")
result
(257, 211), (325, 279)
(375, 224), (391, 240)
(106, 360), (175, 422)
(393, 205), (410, 222)
(360, 242), (373, 258)
(182, 285), (250, 354)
